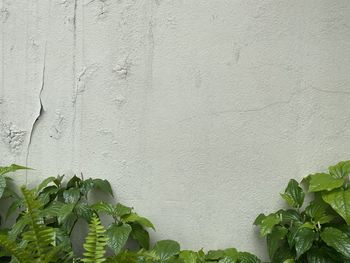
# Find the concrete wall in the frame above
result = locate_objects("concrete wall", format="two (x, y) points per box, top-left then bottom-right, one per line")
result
(1, 0), (350, 258)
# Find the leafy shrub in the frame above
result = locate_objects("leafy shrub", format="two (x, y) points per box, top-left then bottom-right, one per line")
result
(1, 161), (350, 262)
(254, 160), (350, 262)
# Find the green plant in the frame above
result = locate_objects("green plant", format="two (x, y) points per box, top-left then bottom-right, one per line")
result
(14, 161), (350, 262)
(254, 160), (350, 262)
(0, 187), (70, 263)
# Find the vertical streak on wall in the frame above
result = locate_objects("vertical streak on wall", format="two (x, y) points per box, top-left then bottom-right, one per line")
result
(0, 0), (5, 119)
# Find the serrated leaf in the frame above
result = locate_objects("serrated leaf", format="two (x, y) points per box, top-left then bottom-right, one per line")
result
(322, 188), (350, 225)
(280, 179), (305, 208)
(320, 227), (350, 258)
(308, 173), (344, 192)
(154, 240), (180, 262)
(107, 223), (132, 255)
(329, 161), (350, 179)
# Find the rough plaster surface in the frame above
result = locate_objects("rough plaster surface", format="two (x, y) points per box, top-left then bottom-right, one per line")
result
(1, 0), (350, 258)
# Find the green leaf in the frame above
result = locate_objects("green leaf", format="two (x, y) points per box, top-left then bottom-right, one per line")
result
(307, 247), (334, 263)
(92, 201), (115, 216)
(122, 213), (155, 230)
(75, 201), (93, 222)
(36, 176), (56, 193)
(308, 173), (344, 192)
(63, 188), (81, 204)
(238, 252), (261, 263)
(280, 179), (305, 208)
(254, 213), (281, 236)
(329, 160), (350, 179)
(154, 240), (180, 262)
(130, 223), (150, 249)
(320, 227), (350, 258)
(115, 203), (132, 217)
(267, 226), (288, 259)
(322, 188), (350, 225)
(293, 227), (315, 258)
(58, 203), (75, 223)
(278, 209), (302, 225)
(106, 223), (132, 255)
(0, 164), (31, 176)
(0, 176), (6, 199)
(179, 250), (201, 263)
(93, 179), (114, 196)
(305, 197), (334, 224)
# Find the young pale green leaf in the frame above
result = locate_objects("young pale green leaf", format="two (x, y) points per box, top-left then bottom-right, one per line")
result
(329, 160), (350, 179)
(106, 223), (132, 255)
(267, 226), (288, 259)
(115, 203), (132, 217)
(0, 176), (6, 199)
(283, 260), (295, 263)
(280, 179), (305, 208)
(0, 164), (31, 176)
(93, 179), (114, 196)
(154, 240), (180, 262)
(255, 213), (281, 237)
(58, 203), (75, 224)
(322, 188), (350, 225)
(179, 250), (200, 263)
(308, 173), (344, 192)
(320, 227), (350, 258)
(122, 213), (155, 230)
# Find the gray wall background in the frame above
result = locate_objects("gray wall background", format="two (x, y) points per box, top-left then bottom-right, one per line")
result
(1, 0), (350, 258)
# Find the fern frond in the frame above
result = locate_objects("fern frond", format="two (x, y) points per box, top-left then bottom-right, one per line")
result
(21, 187), (54, 261)
(0, 235), (30, 263)
(82, 215), (108, 263)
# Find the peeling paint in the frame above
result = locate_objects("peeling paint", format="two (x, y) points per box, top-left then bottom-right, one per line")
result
(50, 111), (65, 139)
(72, 65), (99, 103)
(0, 8), (9, 23)
(0, 121), (26, 153)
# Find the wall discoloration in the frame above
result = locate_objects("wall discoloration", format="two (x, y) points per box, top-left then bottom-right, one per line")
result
(2, 0), (350, 260)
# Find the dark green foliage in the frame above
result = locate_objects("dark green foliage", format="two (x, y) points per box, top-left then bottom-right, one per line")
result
(254, 160), (350, 262)
(3, 160), (350, 262)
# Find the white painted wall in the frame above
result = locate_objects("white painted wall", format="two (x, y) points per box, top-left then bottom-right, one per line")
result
(1, 0), (350, 258)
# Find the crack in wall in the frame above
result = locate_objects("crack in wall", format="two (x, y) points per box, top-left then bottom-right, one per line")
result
(25, 43), (47, 172)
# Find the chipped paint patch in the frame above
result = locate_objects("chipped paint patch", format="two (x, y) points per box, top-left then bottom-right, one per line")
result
(0, 121), (26, 153)
(50, 111), (65, 139)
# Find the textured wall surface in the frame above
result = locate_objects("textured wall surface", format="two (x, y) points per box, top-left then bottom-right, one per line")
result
(1, 0), (350, 258)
